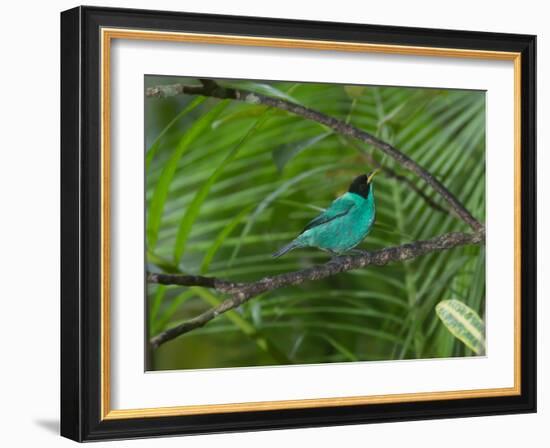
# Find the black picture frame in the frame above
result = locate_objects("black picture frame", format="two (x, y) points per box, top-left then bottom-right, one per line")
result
(61, 5), (536, 442)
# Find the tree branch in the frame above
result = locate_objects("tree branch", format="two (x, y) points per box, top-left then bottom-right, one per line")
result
(146, 80), (482, 232)
(149, 230), (484, 348)
(146, 273), (241, 292)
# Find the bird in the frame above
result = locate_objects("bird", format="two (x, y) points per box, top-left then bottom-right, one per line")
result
(272, 170), (380, 258)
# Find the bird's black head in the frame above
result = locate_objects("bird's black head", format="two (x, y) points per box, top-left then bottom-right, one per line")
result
(348, 170), (380, 198)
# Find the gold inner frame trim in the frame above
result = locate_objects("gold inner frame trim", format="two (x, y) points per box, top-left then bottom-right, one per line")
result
(100, 27), (522, 420)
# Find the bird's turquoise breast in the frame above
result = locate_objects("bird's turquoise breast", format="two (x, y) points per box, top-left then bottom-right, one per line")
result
(299, 191), (375, 253)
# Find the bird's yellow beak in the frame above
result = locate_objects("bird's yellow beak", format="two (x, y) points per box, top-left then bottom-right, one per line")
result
(367, 168), (381, 183)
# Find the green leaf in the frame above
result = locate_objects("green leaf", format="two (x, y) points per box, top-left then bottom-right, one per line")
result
(315, 333), (359, 362)
(147, 101), (228, 249)
(274, 199), (326, 213)
(200, 204), (254, 274)
(228, 164), (341, 265)
(145, 96), (206, 170)
(173, 113), (270, 262)
(212, 106), (269, 129)
(149, 285), (166, 334)
(154, 289), (195, 334)
(436, 299), (486, 355)
(272, 131), (332, 172)
(193, 288), (290, 364)
(146, 250), (178, 273)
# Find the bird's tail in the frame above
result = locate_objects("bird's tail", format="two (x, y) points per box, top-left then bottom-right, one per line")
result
(272, 240), (302, 258)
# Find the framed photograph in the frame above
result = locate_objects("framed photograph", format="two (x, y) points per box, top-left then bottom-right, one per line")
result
(61, 6), (536, 441)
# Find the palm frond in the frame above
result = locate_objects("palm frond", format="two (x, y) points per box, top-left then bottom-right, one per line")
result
(146, 77), (485, 370)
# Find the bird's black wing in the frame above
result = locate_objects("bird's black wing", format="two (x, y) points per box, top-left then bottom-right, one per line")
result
(300, 197), (355, 235)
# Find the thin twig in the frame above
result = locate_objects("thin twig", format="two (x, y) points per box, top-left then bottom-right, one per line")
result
(146, 80), (482, 231)
(345, 138), (448, 213)
(149, 230), (484, 348)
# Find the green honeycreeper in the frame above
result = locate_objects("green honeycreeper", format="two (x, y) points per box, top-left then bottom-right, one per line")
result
(273, 170), (380, 258)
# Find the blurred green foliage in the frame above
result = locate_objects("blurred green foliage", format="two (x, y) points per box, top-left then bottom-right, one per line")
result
(145, 76), (486, 370)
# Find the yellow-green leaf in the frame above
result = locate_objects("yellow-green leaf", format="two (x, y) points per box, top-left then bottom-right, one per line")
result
(436, 299), (486, 355)
(344, 85), (366, 99)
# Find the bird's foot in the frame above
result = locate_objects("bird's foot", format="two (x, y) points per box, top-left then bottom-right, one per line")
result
(327, 252), (344, 265)
(348, 249), (368, 256)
